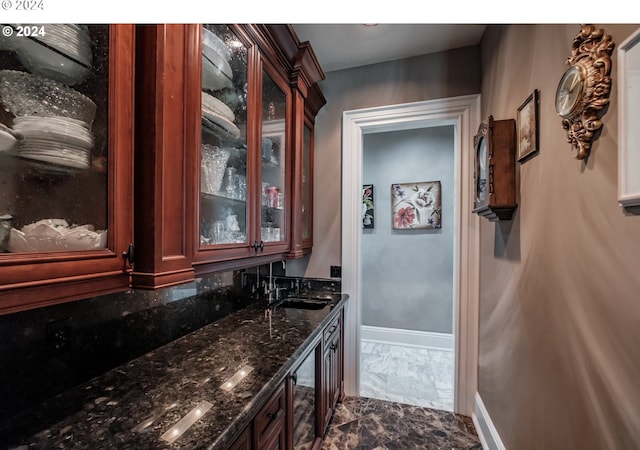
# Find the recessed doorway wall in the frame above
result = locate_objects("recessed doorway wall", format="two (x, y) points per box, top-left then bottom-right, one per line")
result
(341, 94), (481, 415)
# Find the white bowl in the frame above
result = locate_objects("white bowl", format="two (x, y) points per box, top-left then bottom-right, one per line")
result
(202, 54), (233, 91)
(7, 228), (27, 253)
(0, 70), (97, 124)
(202, 27), (230, 61)
(7, 220), (107, 252)
(58, 227), (107, 251)
(15, 37), (91, 86)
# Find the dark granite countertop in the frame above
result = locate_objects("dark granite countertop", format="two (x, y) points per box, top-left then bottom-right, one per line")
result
(5, 293), (348, 450)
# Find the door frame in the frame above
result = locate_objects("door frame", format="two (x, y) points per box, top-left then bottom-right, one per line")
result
(341, 94), (480, 415)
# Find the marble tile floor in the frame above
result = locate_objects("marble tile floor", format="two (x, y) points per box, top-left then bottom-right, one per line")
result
(360, 341), (454, 412)
(322, 396), (481, 449)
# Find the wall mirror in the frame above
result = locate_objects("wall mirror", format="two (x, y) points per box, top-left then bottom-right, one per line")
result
(618, 28), (640, 207)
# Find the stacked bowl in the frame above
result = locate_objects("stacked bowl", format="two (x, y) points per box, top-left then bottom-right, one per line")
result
(202, 26), (233, 91)
(9, 24), (93, 86)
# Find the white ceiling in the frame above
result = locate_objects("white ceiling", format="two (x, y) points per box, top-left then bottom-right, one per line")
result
(292, 24), (487, 73)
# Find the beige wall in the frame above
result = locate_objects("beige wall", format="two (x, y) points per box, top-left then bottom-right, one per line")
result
(292, 45), (481, 278)
(479, 24), (640, 449)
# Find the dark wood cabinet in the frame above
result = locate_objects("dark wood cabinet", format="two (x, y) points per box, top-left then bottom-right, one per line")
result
(254, 381), (288, 450)
(321, 309), (343, 434)
(131, 24), (197, 289)
(133, 23), (325, 281)
(0, 25), (135, 314)
(472, 116), (517, 221)
(231, 304), (344, 450)
(0, 22), (325, 314)
(229, 426), (251, 450)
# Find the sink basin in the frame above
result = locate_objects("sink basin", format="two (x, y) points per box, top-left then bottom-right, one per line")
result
(302, 291), (342, 302)
(278, 297), (332, 310)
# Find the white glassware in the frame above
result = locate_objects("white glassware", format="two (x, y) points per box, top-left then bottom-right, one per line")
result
(201, 145), (229, 194)
(211, 220), (225, 243)
(0, 70), (97, 124)
(225, 167), (237, 198)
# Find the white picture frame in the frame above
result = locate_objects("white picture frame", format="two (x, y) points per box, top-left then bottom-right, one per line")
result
(618, 28), (640, 207)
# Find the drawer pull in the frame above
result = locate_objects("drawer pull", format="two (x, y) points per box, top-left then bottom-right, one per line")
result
(267, 409), (283, 421)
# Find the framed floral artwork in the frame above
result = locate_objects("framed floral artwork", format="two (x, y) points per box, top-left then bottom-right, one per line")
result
(517, 89), (539, 162)
(362, 184), (374, 228)
(391, 181), (441, 229)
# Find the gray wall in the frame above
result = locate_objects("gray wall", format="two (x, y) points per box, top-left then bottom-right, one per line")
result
(479, 24), (640, 449)
(285, 45), (481, 278)
(362, 126), (454, 333)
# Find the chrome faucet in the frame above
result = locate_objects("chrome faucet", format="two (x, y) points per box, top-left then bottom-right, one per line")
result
(265, 260), (287, 304)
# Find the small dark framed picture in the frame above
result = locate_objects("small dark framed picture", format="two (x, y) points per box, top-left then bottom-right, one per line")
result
(362, 184), (374, 228)
(517, 89), (539, 162)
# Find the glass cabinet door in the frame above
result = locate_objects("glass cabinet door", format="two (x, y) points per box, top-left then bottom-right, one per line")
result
(199, 24), (249, 248)
(260, 68), (287, 244)
(0, 25), (110, 254)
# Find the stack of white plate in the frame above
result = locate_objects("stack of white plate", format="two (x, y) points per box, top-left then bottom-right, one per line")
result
(202, 91), (235, 122)
(13, 116), (94, 169)
(12, 24), (92, 86)
(202, 92), (241, 140)
(202, 26), (233, 91)
(36, 24), (92, 67)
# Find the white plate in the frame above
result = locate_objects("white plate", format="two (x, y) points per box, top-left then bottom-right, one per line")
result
(20, 137), (90, 152)
(18, 151), (89, 168)
(0, 127), (17, 152)
(202, 26), (231, 61)
(202, 109), (240, 138)
(15, 37), (91, 86)
(202, 91), (235, 122)
(14, 115), (90, 130)
(202, 53), (233, 91)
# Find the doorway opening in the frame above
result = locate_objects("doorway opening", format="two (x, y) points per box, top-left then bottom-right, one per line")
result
(341, 95), (480, 415)
(360, 125), (456, 411)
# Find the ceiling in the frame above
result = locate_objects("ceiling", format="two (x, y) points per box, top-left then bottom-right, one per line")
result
(291, 24), (487, 73)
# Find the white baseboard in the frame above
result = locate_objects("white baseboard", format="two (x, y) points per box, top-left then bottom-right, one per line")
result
(360, 325), (454, 351)
(472, 392), (506, 450)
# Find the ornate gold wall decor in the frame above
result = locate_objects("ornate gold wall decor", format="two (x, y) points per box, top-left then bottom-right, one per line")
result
(555, 24), (615, 160)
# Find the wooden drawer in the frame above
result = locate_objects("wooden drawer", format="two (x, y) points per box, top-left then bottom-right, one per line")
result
(323, 314), (340, 345)
(253, 382), (286, 448)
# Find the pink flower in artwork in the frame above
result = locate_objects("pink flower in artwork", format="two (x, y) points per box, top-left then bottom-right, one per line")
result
(394, 206), (415, 228)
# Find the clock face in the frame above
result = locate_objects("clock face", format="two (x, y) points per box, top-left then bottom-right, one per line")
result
(475, 136), (488, 203)
(555, 65), (585, 117)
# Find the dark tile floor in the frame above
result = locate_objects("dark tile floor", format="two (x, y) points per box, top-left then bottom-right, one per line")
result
(322, 397), (482, 450)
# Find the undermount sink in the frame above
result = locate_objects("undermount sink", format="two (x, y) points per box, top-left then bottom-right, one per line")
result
(277, 291), (341, 310)
(278, 297), (332, 310)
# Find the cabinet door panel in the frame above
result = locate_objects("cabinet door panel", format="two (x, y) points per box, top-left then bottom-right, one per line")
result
(258, 60), (290, 254)
(0, 25), (134, 313)
(199, 24), (250, 250)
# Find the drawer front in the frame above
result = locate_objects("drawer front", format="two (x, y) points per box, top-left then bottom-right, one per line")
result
(323, 314), (340, 345)
(254, 382), (286, 447)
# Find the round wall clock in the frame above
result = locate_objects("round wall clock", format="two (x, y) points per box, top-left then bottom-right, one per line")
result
(555, 65), (585, 118)
(556, 24), (615, 160)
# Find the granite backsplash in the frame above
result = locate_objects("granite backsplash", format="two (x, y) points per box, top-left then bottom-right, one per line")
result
(0, 262), (340, 434)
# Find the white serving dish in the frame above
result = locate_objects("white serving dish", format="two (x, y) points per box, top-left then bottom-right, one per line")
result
(15, 36), (91, 86)
(7, 220), (107, 252)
